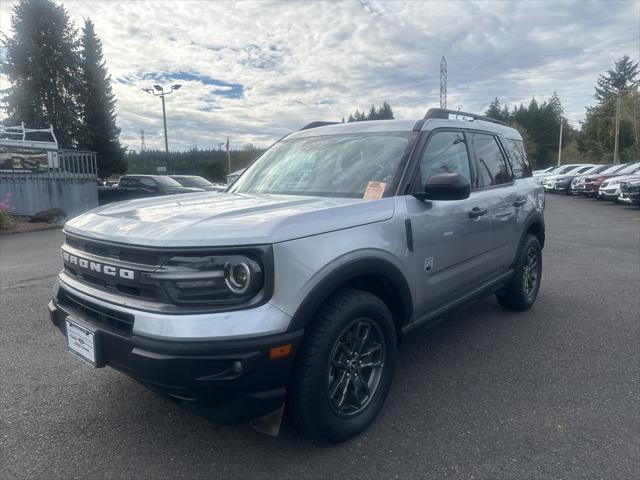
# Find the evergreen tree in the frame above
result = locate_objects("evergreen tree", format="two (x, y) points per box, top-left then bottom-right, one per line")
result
(79, 19), (126, 176)
(346, 102), (394, 122)
(1, 0), (82, 146)
(377, 101), (394, 120)
(485, 97), (502, 119)
(500, 104), (511, 123)
(367, 105), (378, 120)
(578, 55), (639, 162)
(594, 55), (639, 102)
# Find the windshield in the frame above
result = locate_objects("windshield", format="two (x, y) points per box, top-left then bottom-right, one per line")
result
(154, 176), (182, 187)
(174, 176), (213, 187)
(559, 165), (581, 174)
(591, 164), (612, 174)
(602, 164), (628, 174)
(617, 163), (640, 175)
(230, 132), (416, 198)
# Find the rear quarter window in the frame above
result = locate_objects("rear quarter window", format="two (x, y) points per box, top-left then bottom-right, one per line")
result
(505, 139), (532, 179)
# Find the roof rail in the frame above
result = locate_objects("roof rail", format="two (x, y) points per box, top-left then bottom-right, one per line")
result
(299, 121), (341, 131)
(420, 108), (509, 127)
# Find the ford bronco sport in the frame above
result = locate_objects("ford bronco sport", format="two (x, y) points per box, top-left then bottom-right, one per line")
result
(49, 108), (545, 442)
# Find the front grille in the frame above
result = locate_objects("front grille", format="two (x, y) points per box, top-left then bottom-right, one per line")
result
(63, 264), (158, 300)
(58, 289), (134, 335)
(65, 235), (161, 266)
(63, 233), (166, 302)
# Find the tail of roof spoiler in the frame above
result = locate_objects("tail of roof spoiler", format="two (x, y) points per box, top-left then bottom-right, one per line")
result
(413, 108), (509, 131)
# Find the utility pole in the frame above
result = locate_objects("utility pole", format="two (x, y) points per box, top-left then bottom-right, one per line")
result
(225, 137), (231, 175)
(557, 117), (563, 166)
(440, 56), (447, 109)
(613, 93), (621, 164)
(142, 84), (183, 170)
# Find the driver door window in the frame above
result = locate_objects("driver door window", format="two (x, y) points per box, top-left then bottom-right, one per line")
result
(419, 131), (471, 187)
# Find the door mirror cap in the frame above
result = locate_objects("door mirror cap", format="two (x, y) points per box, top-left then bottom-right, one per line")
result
(414, 173), (471, 201)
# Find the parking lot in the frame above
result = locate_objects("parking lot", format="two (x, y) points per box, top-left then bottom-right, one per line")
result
(1, 194), (638, 479)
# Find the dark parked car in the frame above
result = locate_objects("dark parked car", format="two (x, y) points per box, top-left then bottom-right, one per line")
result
(118, 175), (204, 194)
(98, 175), (203, 205)
(620, 177), (640, 205)
(170, 175), (226, 192)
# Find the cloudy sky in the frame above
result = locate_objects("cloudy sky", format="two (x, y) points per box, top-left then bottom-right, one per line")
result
(0, 0), (638, 151)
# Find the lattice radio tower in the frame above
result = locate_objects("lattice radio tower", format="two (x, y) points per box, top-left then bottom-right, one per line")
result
(440, 56), (447, 109)
(140, 129), (146, 152)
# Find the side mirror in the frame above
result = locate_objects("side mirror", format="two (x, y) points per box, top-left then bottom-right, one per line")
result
(415, 173), (471, 201)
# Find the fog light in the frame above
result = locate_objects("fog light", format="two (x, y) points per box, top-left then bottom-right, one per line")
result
(231, 361), (243, 373)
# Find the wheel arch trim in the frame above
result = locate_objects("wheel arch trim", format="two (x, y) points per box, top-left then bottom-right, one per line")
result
(287, 256), (414, 332)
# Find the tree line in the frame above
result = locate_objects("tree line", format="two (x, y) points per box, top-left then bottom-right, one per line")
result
(345, 102), (395, 122)
(1, 0), (126, 177)
(484, 56), (638, 168)
(126, 146), (264, 183)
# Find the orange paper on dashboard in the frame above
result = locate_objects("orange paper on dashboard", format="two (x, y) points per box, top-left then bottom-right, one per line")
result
(363, 181), (386, 200)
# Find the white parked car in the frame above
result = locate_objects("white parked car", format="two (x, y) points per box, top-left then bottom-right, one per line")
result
(541, 165), (594, 192)
(533, 166), (560, 176)
(534, 164), (591, 184)
(599, 166), (640, 201)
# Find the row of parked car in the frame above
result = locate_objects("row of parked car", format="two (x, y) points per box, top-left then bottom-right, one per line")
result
(533, 162), (640, 206)
(97, 174), (227, 205)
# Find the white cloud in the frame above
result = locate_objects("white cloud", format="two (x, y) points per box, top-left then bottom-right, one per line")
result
(0, 0), (638, 151)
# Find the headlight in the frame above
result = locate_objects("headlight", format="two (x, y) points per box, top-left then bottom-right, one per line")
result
(145, 254), (264, 306)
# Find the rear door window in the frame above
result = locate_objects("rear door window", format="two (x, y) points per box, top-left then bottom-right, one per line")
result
(505, 139), (532, 178)
(470, 133), (513, 188)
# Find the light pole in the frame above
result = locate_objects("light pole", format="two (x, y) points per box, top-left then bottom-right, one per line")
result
(142, 84), (182, 155)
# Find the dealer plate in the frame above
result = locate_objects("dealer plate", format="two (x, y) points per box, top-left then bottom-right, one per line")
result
(66, 318), (97, 367)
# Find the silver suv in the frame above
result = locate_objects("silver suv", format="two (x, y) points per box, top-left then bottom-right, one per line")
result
(49, 109), (545, 442)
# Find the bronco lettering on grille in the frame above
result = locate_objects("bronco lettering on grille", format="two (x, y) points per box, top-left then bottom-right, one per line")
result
(62, 251), (136, 280)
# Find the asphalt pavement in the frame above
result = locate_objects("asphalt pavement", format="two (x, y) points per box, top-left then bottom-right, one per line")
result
(1, 194), (639, 479)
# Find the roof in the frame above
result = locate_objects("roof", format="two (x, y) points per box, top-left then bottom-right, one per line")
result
(285, 116), (522, 141)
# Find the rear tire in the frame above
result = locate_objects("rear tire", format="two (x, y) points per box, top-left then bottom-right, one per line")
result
(290, 289), (396, 442)
(497, 234), (542, 311)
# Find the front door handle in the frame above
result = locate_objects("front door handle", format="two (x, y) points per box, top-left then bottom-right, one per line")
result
(514, 196), (527, 207)
(468, 206), (488, 218)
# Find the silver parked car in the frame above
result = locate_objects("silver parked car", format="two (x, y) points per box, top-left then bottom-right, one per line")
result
(49, 109), (545, 442)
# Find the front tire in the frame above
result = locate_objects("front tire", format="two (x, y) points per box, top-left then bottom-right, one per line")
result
(290, 289), (396, 442)
(497, 234), (542, 311)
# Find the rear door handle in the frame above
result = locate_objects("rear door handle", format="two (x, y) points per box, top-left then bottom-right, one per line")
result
(514, 196), (527, 207)
(468, 206), (488, 218)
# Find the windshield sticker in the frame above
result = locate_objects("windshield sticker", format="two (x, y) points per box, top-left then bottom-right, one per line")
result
(363, 181), (386, 200)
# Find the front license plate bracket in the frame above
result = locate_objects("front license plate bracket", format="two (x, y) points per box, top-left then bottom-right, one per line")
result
(65, 317), (104, 368)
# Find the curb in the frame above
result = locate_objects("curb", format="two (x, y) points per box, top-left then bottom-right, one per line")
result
(0, 224), (64, 236)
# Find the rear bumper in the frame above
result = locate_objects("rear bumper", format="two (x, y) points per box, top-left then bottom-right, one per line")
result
(49, 299), (303, 424)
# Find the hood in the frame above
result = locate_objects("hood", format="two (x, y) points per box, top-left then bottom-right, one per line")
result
(65, 192), (395, 247)
(603, 174), (640, 185)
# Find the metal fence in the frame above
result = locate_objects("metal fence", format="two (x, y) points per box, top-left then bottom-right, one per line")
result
(0, 150), (99, 218)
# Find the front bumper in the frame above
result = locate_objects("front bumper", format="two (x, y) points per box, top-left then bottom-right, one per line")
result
(599, 188), (620, 200)
(49, 295), (303, 425)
